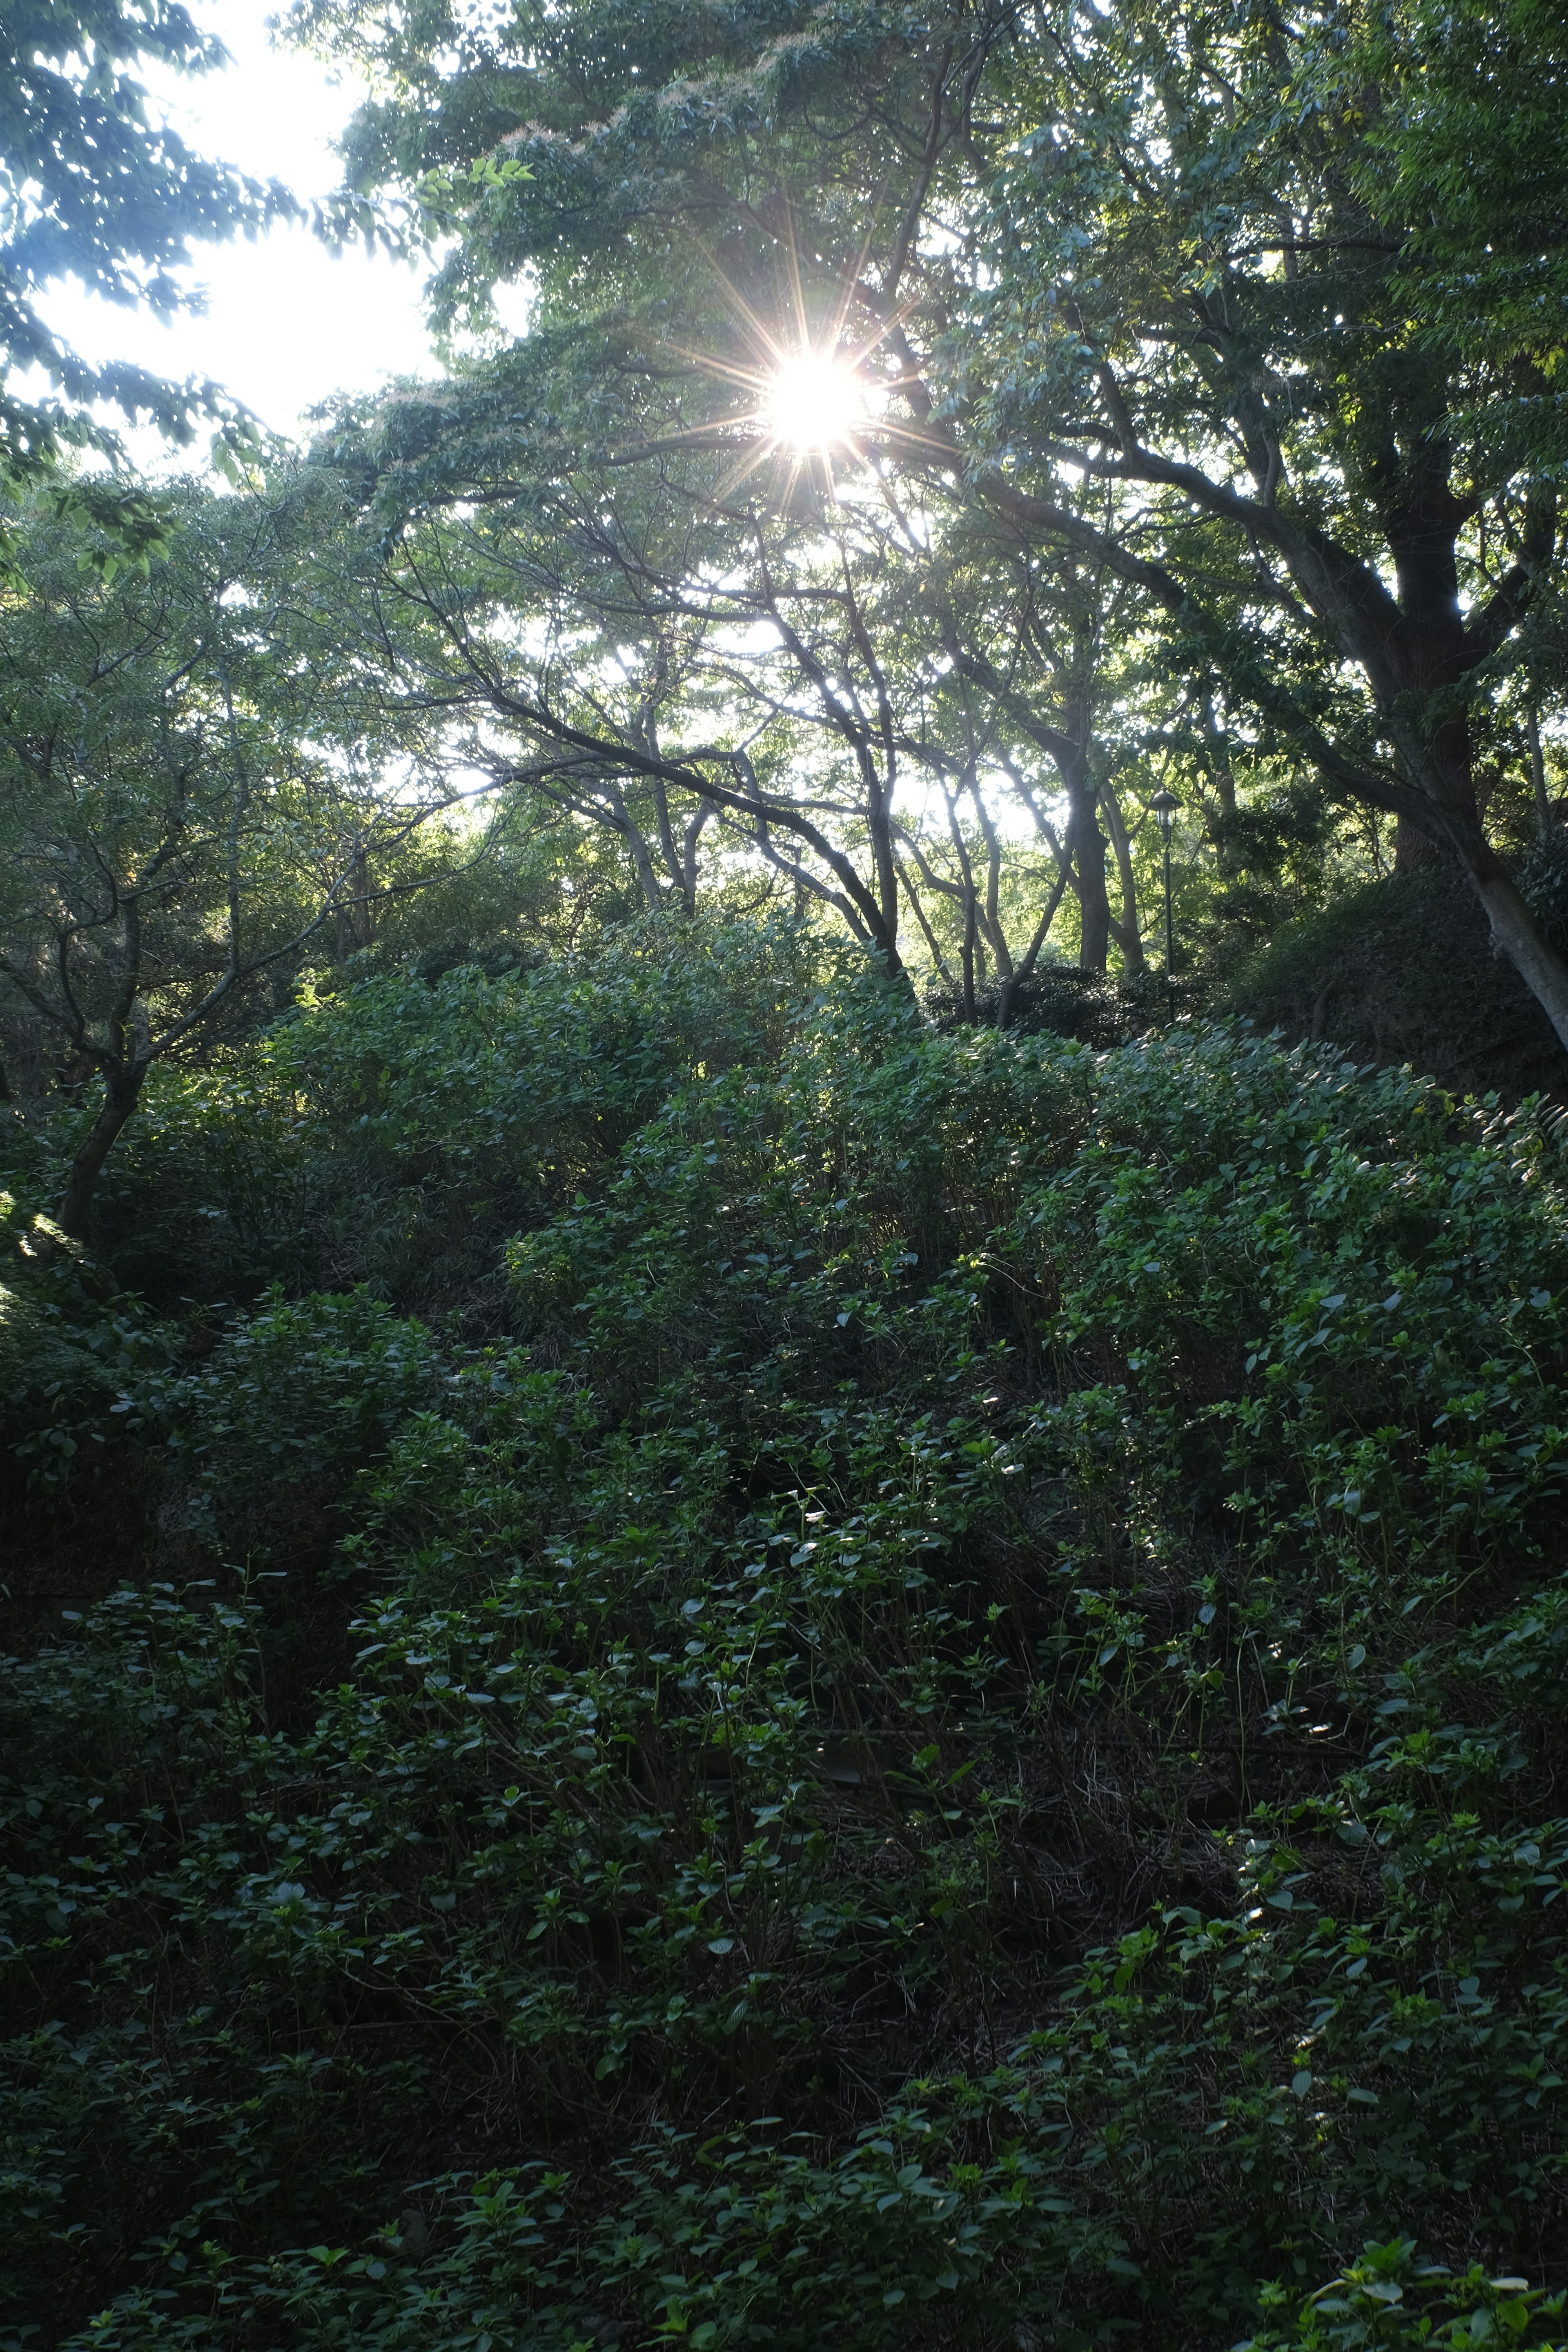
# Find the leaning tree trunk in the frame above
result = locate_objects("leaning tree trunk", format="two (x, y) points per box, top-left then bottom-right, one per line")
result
(58, 1062), (147, 1242)
(1461, 842), (1568, 1055)
(1400, 760), (1568, 1051)
(1359, 504), (1568, 1042)
(1395, 693), (1568, 1053)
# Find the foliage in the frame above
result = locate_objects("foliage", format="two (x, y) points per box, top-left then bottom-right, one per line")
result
(0, 469), (479, 1235)
(1374, 0), (1568, 412)
(7, 924), (1568, 2346)
(288, 0), (1568, 1039)
(5, 0), (1568, 2331)
(151, 1285), (442, 1560)
(0, 0), (292, 541)
(0, 1168), (172, 1482)
(1241, 2238), (1564, 2352)
(256, 912), (824, 1305)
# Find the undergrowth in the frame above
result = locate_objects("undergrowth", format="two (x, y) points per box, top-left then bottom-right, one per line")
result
(5, 920), (1568, 2349)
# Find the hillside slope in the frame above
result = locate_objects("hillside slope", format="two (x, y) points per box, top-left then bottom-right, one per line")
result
(5, 925), (1568, 2350)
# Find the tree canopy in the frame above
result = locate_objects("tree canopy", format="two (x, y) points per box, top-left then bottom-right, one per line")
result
(291, 0), (1568, 1038)
(0, 470), (473, 1232)
(0, 0), (298, 546)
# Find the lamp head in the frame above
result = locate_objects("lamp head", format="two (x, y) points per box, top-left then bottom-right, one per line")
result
(1149, 788), (1179, 843)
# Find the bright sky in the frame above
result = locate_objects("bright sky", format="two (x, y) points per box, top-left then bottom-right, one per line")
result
(38, 0), (442, 450)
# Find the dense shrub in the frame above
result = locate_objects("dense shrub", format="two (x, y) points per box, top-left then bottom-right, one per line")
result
(263, 914), (822, 1310)
(6, 926), (1568, 2349)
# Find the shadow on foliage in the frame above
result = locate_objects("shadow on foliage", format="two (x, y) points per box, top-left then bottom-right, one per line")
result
(925, 962), (1199, 1047)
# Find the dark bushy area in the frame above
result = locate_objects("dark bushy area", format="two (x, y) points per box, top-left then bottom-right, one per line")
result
(925, 965), (1194, 1049)
(1232, 866), (1568, 1105)
(6, 922), (1568, 2350)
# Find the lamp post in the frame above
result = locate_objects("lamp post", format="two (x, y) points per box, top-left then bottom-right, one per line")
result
(1149, 789), (1179, 984)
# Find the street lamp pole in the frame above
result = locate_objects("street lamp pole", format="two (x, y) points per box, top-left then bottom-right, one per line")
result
(1149, 789), (1179, 989)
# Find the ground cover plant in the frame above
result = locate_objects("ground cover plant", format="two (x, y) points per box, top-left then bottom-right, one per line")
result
(5, 920), (1568, 2348)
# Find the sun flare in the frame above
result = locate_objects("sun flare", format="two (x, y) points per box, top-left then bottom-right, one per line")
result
(762, 350), (867, 453)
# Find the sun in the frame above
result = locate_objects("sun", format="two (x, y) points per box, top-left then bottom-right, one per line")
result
(762, 350), (867, 453)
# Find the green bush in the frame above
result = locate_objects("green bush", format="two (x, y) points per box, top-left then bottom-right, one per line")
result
(7, 933), (1568, 2349)
(144, 1286), (442, 1565)
(0, 1183), (172, 1489)
(264, 914), (822, 1305)
(1241, 2239), (1564, 2352)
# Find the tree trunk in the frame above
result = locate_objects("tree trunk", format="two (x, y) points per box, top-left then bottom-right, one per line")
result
(1389, 727), (1568, 1050)
(1066, 766), (1111, 973)
(1098, 777), (1145, 973)
(336, 833), (374, 953)
(349, 837), (374, 949)
(1528, 706), (1551, 838)
(1383, 609), (1568, 1048)
(1395, 718), (1475, 873)
(1387, 495), (1477, 874)
(608, 786), (667, 912)
(868, 777), (900, 958)
(680, 800), (714, 913)
(1461, 845), (1568, 1056)
(1395, 812), (1458, 873)
(59, 1062), (146, 1242)
(650, 776), (684, 898)
(1201, 694), (1237, 817)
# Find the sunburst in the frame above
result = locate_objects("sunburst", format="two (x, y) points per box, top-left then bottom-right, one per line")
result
(602, 197), (947, 508)
(762, 348), (869, 454)
(682, 323), (887, 508)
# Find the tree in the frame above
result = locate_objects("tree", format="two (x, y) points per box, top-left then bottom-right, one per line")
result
(292, 0), (1568, 1048)
(322, 362), (1172, 993)
(0, 470), (463, 1238)
(962, 0), (1568, 1027)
